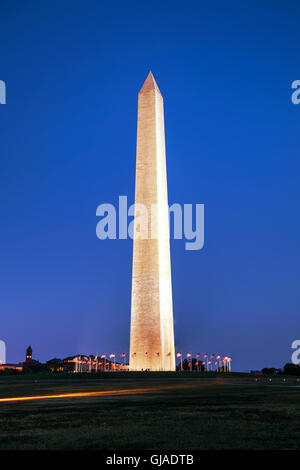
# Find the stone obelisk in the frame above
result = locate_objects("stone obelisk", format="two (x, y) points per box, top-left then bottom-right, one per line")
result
(129, 72), (175, 371)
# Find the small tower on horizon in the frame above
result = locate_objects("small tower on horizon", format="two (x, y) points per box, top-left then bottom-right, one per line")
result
(26, 345), (32, 363)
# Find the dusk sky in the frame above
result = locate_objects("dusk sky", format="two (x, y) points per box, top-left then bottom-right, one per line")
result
(1, 1), (299, 371)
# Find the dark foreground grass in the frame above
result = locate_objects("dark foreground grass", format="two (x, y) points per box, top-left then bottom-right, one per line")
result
(0, 375), (299, 450)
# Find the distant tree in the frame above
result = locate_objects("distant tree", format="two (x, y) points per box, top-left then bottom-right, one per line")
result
(23, 363), (50, 374)
(283, 363), (300, 376)
(261, 368), (276, 375)
(0, 369), (21, 376)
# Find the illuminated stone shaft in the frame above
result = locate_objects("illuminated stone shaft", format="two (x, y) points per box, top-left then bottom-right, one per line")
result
(129, 72), (175, 371)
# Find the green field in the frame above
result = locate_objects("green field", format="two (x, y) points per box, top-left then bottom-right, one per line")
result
(0, 372), (299, 450)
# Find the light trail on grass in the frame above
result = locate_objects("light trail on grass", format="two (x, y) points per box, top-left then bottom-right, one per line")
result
(0, 384), (188, 403)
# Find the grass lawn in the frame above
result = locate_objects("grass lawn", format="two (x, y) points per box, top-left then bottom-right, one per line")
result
(0, 373), (299, 450)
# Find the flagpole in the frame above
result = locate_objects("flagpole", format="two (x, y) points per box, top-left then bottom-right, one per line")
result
(196, 354), (200, 372)
(186, 353), (192, 372)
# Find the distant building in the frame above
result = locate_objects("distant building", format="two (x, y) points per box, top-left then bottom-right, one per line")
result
(26, 346), (32, 363)
(46, 355), (129, 373)
(0, 363), (23, 372)
(46, 358), (64, 372)
(2, 347), (130, 374)
(0, 345), (23, 371)
(20, 346), (40, 369)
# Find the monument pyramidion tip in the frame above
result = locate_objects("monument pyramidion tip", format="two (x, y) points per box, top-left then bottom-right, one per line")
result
(139, 71), (162, 95)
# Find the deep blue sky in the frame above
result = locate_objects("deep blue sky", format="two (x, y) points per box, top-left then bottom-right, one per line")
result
(0, 1), (299, 371)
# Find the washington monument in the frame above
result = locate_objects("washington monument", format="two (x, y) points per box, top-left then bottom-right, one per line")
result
(129, 72), (175, 371)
